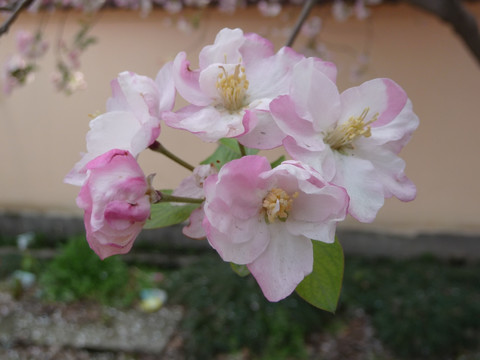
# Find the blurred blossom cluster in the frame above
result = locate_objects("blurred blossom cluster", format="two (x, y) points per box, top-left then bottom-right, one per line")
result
(2, 24), (95, 95)
(2, 31), (48, 94)
(1, 0), (382, 95)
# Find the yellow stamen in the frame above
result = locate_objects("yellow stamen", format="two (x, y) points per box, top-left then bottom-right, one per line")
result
(324, 108), (378, 152)
(261, 188), (298, 223)
(216, 64), (249, 112)
(88, 110), (102, 119)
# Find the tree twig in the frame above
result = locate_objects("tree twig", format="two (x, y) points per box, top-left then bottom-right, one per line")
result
(285, 0), (318, 47)
(0, 0), (33, 37)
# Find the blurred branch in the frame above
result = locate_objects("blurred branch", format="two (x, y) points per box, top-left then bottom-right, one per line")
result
(0, 0), (33, 37)
(406, 0), (480, 66)
(286, 0), (318, 47)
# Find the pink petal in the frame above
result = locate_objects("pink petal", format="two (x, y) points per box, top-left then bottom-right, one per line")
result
(339, 78), (407, 128)
(155, 61), (176, 112)
(241, 32), (275, 65)
(199, 28), (245, 68)
(333, 152), (384, 223)
(86, 112), (142, 155)
(247, 224), (313, 302)
(173, 52), (210, 106)
(355, 146), (416, 201)
(164, 105), (244, 141)
(246, 47), (303, 100)
(182, 207), (206, 239)
(368, 99), (419, 153)
(283, 136), (337, 181)
(236, 109), (285, 150)
(271, 95), (325, 151)
(289, 57), (341, 131)
(203, 216), (270, 264)
(107, 71), (160, 119)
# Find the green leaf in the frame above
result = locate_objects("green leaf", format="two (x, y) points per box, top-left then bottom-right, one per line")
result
(295, 237), (344, 313)
(218, 138), (242, 153)
(270, 155), (286, 168)
(230, 263), (250, 277)
(201, 141), (239, 169)
(144, 202), (200, 229)
(201, 138), (259, 170)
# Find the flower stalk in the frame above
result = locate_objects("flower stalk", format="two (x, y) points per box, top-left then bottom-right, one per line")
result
(154, 191), (204, 204)
(149, 140), (195, 171)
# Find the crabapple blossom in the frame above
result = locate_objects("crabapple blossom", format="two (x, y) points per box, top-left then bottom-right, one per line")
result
(172, 164), (217, 239)
(76, 149), (152, 260)
(164, 27), (337, 149)
(202, 155), (349, 301)
(16, 31), (48, 59)
(64, 63), (175, 186)
(2, 55), (35, 94)
(270, 57), (418, 222)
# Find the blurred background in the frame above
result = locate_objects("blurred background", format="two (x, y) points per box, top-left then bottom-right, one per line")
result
(0, 1), (479, 359)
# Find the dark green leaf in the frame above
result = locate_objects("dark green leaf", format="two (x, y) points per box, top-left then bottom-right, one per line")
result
(295, 237), (344, 313)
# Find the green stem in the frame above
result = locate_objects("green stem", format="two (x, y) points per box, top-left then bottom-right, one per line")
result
(149, 141), (195, 172)
(156, 192), (204, 204)
(238, 142), (247, 157)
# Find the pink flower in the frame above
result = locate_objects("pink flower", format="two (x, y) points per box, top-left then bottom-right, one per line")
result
(2, 55), (35, 95)
(65, 63), (175, 186)
(172, 164), (217, 239)
(164, 28), (337, 149)
(16, 30), (48, 60)
(271, 57), (419, 222)
(202, 155), (348, 301)
(76, 149), (151, 260)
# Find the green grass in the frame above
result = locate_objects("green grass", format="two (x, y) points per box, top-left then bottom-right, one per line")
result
(38, 236), (152, 307)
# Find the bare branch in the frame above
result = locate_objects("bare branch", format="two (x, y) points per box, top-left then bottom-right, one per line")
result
(406, 0), (480, 66)
(0, 0), (33, 37)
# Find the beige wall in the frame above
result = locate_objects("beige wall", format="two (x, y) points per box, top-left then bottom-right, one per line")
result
(1, 3), (479, 235)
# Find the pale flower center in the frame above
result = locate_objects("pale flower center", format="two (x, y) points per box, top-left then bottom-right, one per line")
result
(324, 108), (378, 152)
(261, 187), (298, 223)
(216, 64), (249, 112)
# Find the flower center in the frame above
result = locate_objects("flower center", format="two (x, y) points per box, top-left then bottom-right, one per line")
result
(261, 187), (298, 223)
(216, 64), (249, 112)
(324, 108), (378, 152)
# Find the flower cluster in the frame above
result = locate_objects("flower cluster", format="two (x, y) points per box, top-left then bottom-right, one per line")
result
(66, 27), (418, 303)
(2, 31), (48, 94)
(18, 0), (378, 18)
(2, 26), (96, 95)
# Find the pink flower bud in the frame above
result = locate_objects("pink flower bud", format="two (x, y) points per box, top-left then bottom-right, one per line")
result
(76, 149), (151, 259)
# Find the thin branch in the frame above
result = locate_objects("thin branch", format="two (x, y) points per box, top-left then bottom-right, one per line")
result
(0, 0), (33, 37)
(285, 0), (318, 47)
(406, 0), (480, 66)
